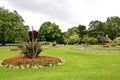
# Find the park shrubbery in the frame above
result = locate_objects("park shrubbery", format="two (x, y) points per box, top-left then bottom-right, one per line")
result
(108, 37), (120, 47)
(82, 36), (98, 44)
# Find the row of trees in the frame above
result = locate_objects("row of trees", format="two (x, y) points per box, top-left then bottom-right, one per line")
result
(88, 17), (120, 43)
(38, 16), (120, 45)
(38, 16), (120, 44)
(0, 7), (120, 45)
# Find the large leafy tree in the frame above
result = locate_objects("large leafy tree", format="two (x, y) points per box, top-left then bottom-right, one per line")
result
(104, 16), (120, 40)
(66, 27), (79, 36)
(15, 25), (29, 42)
(0, 7), (29, 46)
(37, 21), (63, 43)
(63, 25), (87, 44)
(88, 20), (105, 43)
(63, 27), (79, 44)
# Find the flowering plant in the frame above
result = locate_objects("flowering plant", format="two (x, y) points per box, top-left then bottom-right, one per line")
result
(1, 56), (64, 69)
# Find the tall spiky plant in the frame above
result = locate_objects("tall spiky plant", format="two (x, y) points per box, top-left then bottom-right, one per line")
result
(21, 27), (42, 59)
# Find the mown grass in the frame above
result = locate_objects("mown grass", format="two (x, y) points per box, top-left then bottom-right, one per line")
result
(0, 45), (120, 80)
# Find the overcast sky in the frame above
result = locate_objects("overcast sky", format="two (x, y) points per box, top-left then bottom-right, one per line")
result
(0, 0), (120, 32)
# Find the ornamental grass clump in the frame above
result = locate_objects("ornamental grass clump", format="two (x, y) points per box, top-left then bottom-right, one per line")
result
(21, 42), (42, 59)
(21, 29), (42, 59)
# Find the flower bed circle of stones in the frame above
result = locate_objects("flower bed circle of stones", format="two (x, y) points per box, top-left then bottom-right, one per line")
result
(1, 56), (65, 69)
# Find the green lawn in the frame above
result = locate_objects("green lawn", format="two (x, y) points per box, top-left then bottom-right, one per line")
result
(0, 45), (120, 80)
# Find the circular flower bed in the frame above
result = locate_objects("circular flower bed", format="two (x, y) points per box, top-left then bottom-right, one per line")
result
(1, 56), (65, 69)
(9, 48), (22, 51)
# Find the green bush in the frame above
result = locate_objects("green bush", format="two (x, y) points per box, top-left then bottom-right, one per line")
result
(108, 37), (120, 47)
(116, 37), (120, 46)
(82, 36), (98, 44)
(21, 42), (42, 59)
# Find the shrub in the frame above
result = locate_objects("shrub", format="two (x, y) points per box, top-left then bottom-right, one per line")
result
(21, 42), (42, 59)
(82, 36), (98, 44)
(19, 29), (42, 59)
(116, 37), (120, 46)
(108, 37), (120, 47)
(69, 34), (80, 44)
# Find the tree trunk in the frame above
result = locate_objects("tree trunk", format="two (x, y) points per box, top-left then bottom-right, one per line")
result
(2, 39), (5, 46)
(1, 26), (6, 46)
(1, 33), (5, 46)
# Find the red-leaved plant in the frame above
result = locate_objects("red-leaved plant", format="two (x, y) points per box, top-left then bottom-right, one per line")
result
(21, 27), (42, 59)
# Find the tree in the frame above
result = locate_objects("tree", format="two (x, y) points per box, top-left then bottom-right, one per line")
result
(37, 21), (62, 44)
(69, 34), (80, 44)
(15, 25), (29, 42)
(0, 7), (27, 46)
(78, 25), (87, 43)
(63, 27), (79, 44)
(88, 20), (105, 43)
(66, 27), (79, 37)
(104, 16), (120, 40)
(63, 25), (87, 44)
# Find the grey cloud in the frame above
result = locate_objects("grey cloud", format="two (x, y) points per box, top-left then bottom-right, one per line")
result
(6, 0), (76, 24)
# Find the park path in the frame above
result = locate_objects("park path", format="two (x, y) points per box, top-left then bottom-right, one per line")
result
(72, 48), (120, 53)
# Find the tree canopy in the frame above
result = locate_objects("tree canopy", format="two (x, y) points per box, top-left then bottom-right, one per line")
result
(0, 7), (29, 45)
(88, 16), (120, 43)
(37, 21), (63, 43)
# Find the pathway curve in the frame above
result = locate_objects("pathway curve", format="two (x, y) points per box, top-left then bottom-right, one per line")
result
(72, 48), (120, 53)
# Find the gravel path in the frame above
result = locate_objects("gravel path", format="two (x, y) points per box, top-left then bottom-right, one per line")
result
(72, 48), (120, 53)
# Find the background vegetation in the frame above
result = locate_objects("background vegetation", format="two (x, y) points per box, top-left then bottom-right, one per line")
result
(1, 7), (120, 46)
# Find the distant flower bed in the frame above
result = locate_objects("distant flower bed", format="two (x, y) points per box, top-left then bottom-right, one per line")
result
(9, 48), (22, 51)
(49, 46), (60, 48)
(101, 43), (109, 47)
(1, 56), (64, 69)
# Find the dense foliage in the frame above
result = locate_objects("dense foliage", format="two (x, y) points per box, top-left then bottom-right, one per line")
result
(88, 17), (120, 43)
(37, 22), (63, 43)
(0, 7), (29, 45)
(64, 16), (120, 45)
(63, 25), (87, 44)
(108, 37), (120, 47)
